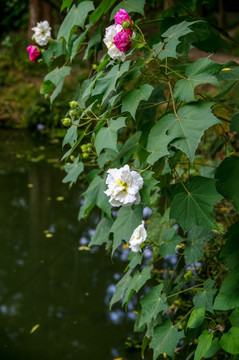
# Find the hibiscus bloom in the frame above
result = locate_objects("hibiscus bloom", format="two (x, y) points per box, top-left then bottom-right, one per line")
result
(32, 20), (51, 46)
(129, 221), (147, 252)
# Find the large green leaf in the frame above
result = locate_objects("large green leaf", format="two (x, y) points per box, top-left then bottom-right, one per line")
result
(220, 327), (239, 355)
(110, 270), (131, 309)
(139, 284), (168, 328)
(204, 338), (221, 358)
(187, 308), (205, 329)
(110, 205), (143, 254)
(184, 226), (214, 263)
(92, 62), (130, 103)
(126, 251), (143, 272)
(215, 155), (239, 213)
(147, 102), (220, 164)
(43, 66), (72, 103)
(57, 1), (94, 44)
(122, 267), (151, 306)
(94, 117), (126, 155)
(159, 227), (182, 256)
(121, 84), (154, 119)
(89, 217), (113, 247)
(62, 120), (79, 148)
(140, 170), (159, 207)
(153, 21), (199, 60)
(174, 57), (220, 102)
(78, 175), (111, 220)
(150, 319), (184, 359)
(170, 176), (222, 232)
(230, 308), (239, 327)
(62, 157), (84, 186)
(110, 0), (146, 19)
(195, 330), (213, 360)
(71, 24), (92, 61)
(193, 278), (216, 313)
(90, 0), (117, 23)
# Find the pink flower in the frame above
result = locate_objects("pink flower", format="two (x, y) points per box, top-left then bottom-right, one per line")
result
(113, 30), (131, 53)
(27, 45), (40, 62)
(114, 9), (131, 26)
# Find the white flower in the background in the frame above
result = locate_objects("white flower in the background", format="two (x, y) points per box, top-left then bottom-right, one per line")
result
(103, 24), (126, 61)
(32, 20), (51, 46)
(104, 164), (143, 207)
(129, 221), (147, 252)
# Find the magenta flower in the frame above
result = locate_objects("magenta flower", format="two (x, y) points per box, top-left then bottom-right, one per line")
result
(27, 45), (40, 63)
(114, 9), (131, 26)
(113, 30), (131, 53)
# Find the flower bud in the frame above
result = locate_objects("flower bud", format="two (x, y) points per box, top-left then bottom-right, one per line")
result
(69, 110), (77, 118)
(69, 101), (78, 109)
(82, 153), (89, 159)
(122, 21), (131, 29)
(61, 117), (72, 127)
(70, 155), (75, 162)
(92, 64), (97, 70)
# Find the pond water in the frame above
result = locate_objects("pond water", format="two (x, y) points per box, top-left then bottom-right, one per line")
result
(0, 130), (152, 360)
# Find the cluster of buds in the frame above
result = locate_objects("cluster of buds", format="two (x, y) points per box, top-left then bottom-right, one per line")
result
(81, 143), (94, 160)
(61, 101), (80, 126)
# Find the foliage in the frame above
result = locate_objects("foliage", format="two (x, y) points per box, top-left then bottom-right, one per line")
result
(41, 0), (239, 359)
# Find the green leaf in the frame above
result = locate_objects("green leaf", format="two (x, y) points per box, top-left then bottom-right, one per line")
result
(121, 84), (154, 119)
(213, 267), (239, 311)
(230, 308), (239, 327)
(147, 209), (175, 245)
(174, 57), (220, 102)
(153, 21), (199, 60)
(215, 155), (239, 213)
(94, 117), (126, 155)
(110, 270), (131, 309)
(61, 0), (73, 12)
(204, 338), (221, 358)
(123, 267), (151, 306)
(140, 170), (159, 206)
(195, 330), (213, 360)
(159, 227), (182, 256)
(170, 176), (222, 232)
(184, 226), (214, 263)
(78, 175), (111, 220)
(220, 327), (239, 355)
(43, 66), (71, 103)
(116, 131), (142, 163)
(89, 217), (113, 247)
(187, 308), (205, 329)
(139, 284), (168, 328)
(110, 0), (146, 19)
(193, 278), (216, 313)
(150, 319), (184, 359)
(71, 24), (92, 61)
(230, 112), (239, 133)
(126, 251), (143, 272)
(90, 0), (117, 23)
(62, 157), (84, 186)
(57, 1), (95, 44)
(62, 120), (79, 148)
(110, 205), (143, 255)
(92, 62), (130, 103)
(84, 22), (103, 60)
(217, 65), (239, 81)
(147, 102), (220, 163)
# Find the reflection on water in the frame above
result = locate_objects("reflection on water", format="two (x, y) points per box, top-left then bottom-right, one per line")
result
(0, 130), (148, 360)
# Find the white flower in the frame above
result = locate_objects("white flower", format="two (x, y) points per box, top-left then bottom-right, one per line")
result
(104, 164), (143, 207)
(129, 221), (147, 252)
(32, 20), (51, 46)
(103, 24), (126, 61)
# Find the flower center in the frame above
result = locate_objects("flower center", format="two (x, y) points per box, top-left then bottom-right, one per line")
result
(117, 179), (128, 190)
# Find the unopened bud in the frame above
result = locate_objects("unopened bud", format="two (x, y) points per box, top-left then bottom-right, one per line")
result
(122, 21), (131, 29)
(69, 110), (77, 118)
(69, 101), (78, 109)
(32, 35), (35, 41)
(82, 153), (89, 159)
(92, 64), (97, 70)
(70, 155), (75, 162)
(61, 117), (72, 127)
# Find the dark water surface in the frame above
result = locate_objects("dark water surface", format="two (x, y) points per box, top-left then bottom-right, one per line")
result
(0, 131), (148, 360)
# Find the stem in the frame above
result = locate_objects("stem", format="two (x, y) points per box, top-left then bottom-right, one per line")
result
(167, 283), (205, 299)
(168, 81), (180, 121)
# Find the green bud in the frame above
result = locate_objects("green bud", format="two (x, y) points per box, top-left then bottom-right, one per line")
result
(82, 153), (89, 159)
(92, 64), (97, 70)
(70, 155), (75, 162)
(86, 145), (92, 152)
(122, 21), (131, 29)
(32, 35), (35, 41)
(61, 118), (72, 127)
(69, 110), (77, 118)
(81, 144), (87, 151)
(69, 101), (78, 109)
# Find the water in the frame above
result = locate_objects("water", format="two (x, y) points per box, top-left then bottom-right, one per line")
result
(0, 130), (148, 360)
